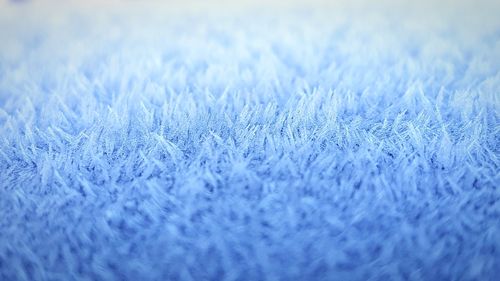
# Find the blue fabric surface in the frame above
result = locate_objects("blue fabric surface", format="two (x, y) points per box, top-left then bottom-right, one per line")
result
(0, 1), (499, 280)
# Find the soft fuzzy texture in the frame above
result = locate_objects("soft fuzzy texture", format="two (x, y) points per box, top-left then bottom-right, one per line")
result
(0, 1), (499, 280)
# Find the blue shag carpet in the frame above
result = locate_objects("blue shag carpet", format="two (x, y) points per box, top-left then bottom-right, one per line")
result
(0, 1), (499, 280)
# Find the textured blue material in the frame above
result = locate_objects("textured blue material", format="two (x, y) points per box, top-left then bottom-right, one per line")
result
(0, 1), (499, 280)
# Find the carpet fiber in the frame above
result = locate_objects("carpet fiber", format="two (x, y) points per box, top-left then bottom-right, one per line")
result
(0, 1), (499, 280)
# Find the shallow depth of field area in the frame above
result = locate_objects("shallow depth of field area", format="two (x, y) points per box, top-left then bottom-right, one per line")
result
(0, 0), (499, 280)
